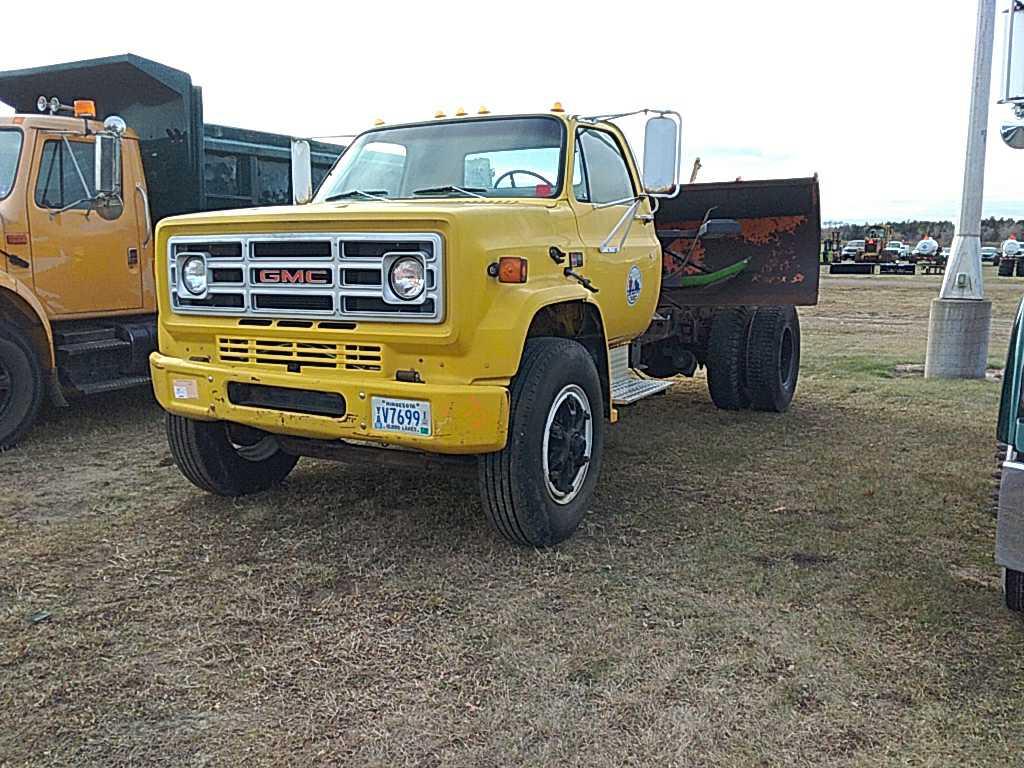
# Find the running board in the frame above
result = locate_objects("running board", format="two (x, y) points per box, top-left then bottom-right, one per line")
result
(609, 346), (674, 405)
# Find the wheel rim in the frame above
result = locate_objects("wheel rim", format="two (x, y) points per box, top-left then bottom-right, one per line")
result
(542, 384), (593, 505)
(0, 358), (11, 418)
(227, 424), (280, 462)
(779, 326), (796, 388)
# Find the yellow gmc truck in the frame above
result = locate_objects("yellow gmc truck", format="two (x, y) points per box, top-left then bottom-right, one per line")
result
(149, 107), (820, 546)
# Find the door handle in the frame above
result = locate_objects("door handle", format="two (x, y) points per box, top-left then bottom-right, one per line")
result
(135, 183), (153, 247)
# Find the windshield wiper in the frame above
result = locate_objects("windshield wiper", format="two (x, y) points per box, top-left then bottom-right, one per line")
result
(412, 185), (487, 198)
(324, 189), (392, 202)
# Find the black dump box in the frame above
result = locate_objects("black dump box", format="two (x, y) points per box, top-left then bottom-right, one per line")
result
(653, 176), (821, 307)
(0, 54), (343, 223)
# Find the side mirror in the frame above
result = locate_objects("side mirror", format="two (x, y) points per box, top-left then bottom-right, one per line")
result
(291, 138), (314, 204)
(642, 113), (681, 196)
(1001, 0), (1024, 148)
(698, 218), (742, 239)
(94, 133), (121, 196)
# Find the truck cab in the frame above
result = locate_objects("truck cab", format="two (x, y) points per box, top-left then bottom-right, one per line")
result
(150, 107), (820, 547)
(0, 54), (342, 448)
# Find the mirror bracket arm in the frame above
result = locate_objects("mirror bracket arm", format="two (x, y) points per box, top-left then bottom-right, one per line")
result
(599, 197), (643, 254)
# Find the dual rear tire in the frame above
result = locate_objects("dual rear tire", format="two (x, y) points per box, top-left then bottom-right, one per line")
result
(706, 305), (800, 413)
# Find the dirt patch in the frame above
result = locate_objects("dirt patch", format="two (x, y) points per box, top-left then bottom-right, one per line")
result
(3, 270), (1024, 766)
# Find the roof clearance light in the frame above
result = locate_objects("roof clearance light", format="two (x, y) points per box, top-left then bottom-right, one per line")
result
(374, 117), (385, 126)
(73, 100), (96, 119)
(434, 110), (446, 119)
(455, 107), (467, 117)
(551, 101), (565, 113)
(478, 106), (490, 114)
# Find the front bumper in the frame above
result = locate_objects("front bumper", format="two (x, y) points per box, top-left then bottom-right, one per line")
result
(150, 352), (510, 454)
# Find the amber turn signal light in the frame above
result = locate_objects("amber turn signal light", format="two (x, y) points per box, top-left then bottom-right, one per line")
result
(496, 256), (528, 283)
(73, 100), (96, 119)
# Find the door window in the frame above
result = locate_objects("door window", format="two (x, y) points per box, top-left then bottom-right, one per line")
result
(0, 130), (22, 200)
(35, 139), (110, 211)
(575, 128), (635, 204)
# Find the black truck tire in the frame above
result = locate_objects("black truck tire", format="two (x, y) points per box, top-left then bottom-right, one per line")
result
(706, 308), (751, 411)
(0, 321), (44, 450)
(1016, 259), (1024, 278)
(166, 414), (298, 496)
(746, 306), (801, 413)
(479, 337), (605, 547)
(998, 257), (1015, 277)
(1006, 568), (1024, 612)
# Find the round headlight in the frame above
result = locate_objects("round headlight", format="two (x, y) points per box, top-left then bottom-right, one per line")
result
(389, 256), (425, 300)
(182, 256), (208, 295)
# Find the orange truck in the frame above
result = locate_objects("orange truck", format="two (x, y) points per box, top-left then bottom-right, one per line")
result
(0, 54), (341, 447)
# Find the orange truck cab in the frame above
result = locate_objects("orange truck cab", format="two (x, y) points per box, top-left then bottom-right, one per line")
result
(0, 54), (341, 448)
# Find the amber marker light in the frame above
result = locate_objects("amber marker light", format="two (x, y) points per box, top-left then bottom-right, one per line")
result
(73, 100), (96, 118)
(497, 257), (528, 283)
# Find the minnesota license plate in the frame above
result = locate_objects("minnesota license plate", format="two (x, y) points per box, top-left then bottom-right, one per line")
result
(371, 397), (432, 436)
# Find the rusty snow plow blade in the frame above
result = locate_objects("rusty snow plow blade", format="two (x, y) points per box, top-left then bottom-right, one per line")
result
(654, 176), (821, 306)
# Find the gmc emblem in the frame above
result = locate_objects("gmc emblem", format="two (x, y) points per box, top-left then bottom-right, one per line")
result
(254, 268), (332, 286)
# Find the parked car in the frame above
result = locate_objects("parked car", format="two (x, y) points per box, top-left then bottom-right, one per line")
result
(841, 239), (865, 259)
(996, 297), (1024, 611)
(882, 240), (907, 260)
(982, 246), (1000, 264)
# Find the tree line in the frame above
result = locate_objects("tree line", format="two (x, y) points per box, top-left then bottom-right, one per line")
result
(827, 217), (1024, 245)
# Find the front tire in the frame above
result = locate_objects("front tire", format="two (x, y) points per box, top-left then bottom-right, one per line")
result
(746, 305), (801, 413)
(166, 414), (298, 496)
(479, 338), (605, 547)
(0, 321), (44, 450)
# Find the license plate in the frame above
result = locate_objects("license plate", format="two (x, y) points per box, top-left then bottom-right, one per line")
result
(371, 397), (431, 436)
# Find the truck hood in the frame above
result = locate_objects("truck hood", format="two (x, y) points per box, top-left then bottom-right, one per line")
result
(159, 199), (561, 229)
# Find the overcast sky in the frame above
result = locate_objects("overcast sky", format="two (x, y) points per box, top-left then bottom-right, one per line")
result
(1, 0), (1019, 224)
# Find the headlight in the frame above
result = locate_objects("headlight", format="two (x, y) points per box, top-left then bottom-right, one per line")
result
(181, 256), (208, 295)
(388, 256), (425, 300)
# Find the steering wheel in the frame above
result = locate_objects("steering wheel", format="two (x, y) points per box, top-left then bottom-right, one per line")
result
(493, 169), (553, 189)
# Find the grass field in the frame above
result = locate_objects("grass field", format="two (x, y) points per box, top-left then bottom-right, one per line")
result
(2, 267), (1024, 767)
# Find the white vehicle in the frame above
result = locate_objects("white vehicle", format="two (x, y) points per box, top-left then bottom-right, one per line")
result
(912, 238), (939, 260)
(882, 240), (907, 260)
(981, 246), (1000, 263)
(841, 239), (865, 259)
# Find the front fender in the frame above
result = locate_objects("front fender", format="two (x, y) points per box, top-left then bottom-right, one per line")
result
(471, 283), (607, 381)
(0, 272), (54, 368)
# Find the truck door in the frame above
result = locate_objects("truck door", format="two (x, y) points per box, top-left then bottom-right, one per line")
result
(570, 127), (660, 345)
(26, 133), (143, 316)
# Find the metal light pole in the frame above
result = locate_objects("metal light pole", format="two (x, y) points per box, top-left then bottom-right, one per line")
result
(925, 0), (996, 378)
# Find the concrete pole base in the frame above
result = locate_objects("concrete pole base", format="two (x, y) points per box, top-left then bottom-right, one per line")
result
(924, 298), (992, 378)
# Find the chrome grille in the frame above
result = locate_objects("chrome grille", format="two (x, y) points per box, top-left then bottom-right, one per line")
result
(217, 336), (383, 372)
(168, 233), (443, 323)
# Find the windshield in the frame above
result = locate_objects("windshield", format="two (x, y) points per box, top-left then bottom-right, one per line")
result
(315, 116), (565, 201)
(0, 130), (22, 200)
(846, 240), (864, 248)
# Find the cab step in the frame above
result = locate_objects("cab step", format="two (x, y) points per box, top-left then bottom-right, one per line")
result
(57, 338), (131, 356)
(609, 346), (674, 405)
(73, 374), (151, 396)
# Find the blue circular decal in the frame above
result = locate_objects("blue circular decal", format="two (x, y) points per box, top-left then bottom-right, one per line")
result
(626, 265), (643, 306)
